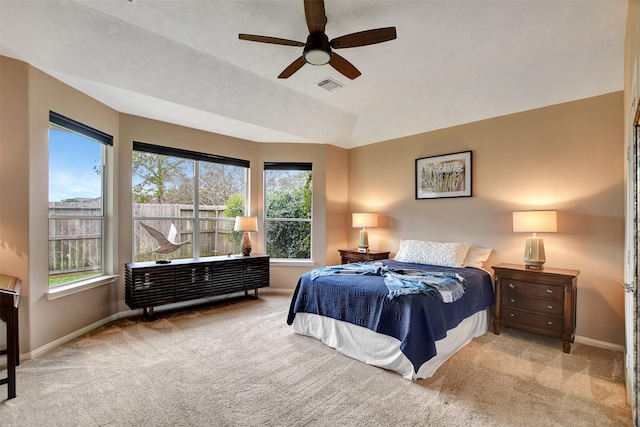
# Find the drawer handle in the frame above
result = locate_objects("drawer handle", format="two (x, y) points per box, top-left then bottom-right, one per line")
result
(546, 289), (553, 294)
(510, 313), (515, 317)
(510, 298), (515, 303)
(548, 321), (553, 325)
(509, 283), (515, 290)
(547, 305), (553, 310)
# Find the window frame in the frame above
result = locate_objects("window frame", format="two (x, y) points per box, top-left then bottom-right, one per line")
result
(47, 111), (113, 291)
(132, 142), (250, 261)
(263, 162), (313, 261)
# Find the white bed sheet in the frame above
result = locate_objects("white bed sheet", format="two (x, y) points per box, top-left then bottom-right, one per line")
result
(293, 308), (489, 380)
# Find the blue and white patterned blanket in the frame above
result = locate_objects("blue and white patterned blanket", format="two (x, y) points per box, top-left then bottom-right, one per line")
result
(287, 260), (494, 373)
(311, 262), (466, 302)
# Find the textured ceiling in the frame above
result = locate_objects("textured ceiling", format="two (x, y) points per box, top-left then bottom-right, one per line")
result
(0, 0), (627, 149)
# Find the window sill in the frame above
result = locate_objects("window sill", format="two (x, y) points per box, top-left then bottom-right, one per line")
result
(269, 259), (315, 267)
(46, 275), (118, 300)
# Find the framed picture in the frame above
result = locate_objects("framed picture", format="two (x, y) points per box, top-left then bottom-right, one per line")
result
(415, 151), (472, 199)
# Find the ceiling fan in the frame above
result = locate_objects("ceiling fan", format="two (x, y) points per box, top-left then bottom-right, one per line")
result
(239, 0), (397, 80)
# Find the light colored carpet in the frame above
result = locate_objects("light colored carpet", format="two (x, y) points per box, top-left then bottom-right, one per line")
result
(0, 293), (631, 426)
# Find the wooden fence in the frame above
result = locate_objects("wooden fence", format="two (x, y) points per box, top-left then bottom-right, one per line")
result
(49, 201), (102, 275)
(49, 201), (241, 275)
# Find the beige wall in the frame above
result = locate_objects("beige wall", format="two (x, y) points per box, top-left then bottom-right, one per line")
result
(0, 54), (626, 354)
(29, 63), (122, 351)
(0, 57), (122, 352)
(324, 144), (349, 267)
(0, 58), (31, 350)
(348, 92), (625, 346)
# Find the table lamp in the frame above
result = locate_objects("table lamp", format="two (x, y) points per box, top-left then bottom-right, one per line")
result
(234, 216), (258, 256)
(513, 210), (557, 269)
(352, 212), (378, 253)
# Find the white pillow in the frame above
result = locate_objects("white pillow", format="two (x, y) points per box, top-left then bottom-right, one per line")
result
(462, 246), (493, 269)
(394, 240), (470, 267)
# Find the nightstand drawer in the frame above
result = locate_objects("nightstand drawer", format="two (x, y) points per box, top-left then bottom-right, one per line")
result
(502, 293), (564, 316)
(338, 249), (390, 265)
(500, 279), (563, 301)
(502, 308), (563, 334)
(343, 255), (375, 263)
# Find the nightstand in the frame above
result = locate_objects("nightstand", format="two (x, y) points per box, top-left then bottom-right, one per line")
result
(492, 263), (579, 353)
(338, 249), (390, 265)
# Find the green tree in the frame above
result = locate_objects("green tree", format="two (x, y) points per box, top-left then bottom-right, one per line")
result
(225, 193), (246, 244)
(266, 171), (311, 258)
(224, 193), (245, 218)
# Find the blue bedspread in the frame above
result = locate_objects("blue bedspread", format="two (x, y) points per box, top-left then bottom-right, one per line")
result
(287, 260), (494, 373)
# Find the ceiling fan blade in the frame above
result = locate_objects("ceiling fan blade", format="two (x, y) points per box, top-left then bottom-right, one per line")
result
(239, 34), (304, 47)
(330, 27), (397, 49)
(304, 0), (327, 34)
(328, 53), (361, 80)
(278, 56), (307, 79)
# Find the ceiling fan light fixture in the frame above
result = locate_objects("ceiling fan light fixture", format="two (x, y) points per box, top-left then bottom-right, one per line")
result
(303, 33), (331, 65)
(304, 49), (331, 65)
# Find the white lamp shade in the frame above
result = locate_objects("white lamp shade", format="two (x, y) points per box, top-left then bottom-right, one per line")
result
(352, 213), (378, 228)
(512, 210), (557, 233)
(234, 216), (258, 232)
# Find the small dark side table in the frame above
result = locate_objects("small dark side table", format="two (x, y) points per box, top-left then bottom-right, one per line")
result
(0, 274), (20, 400)
(338, 249), (390, 265)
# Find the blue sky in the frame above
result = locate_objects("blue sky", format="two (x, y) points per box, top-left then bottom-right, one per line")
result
(49, 128), (103, 202)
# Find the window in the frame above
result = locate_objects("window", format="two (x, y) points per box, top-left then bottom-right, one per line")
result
(48, 112), (112, 287)
(264, 163), (312, 259)
(132, 142), (249, 262)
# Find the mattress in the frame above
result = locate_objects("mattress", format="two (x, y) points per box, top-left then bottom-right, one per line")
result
(293, 308), (489, 379)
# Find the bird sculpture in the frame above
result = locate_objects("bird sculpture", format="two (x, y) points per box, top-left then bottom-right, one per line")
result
(140, 223), (191, 262)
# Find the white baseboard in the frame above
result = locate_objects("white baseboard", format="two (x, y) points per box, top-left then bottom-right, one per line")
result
(0, 310), (137, 368)
(28, 310), (137, 361)
(574, 335), (625, 353)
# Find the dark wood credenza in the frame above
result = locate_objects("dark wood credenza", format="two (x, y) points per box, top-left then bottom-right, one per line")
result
(125, 255), (270, 320)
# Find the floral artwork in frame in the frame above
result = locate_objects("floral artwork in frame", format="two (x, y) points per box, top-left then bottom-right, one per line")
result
(415, 151), (472, 199)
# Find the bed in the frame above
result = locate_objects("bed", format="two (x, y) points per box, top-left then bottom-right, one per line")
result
(286, 241), (494, 380)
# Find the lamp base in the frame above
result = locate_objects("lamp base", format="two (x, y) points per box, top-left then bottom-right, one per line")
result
(524, 235), (546, 269)
(358, 229), (369, 253)
(241, 232), (252, 256)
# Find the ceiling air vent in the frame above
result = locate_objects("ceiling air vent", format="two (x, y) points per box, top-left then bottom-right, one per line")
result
(317, 78), (343, 92)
